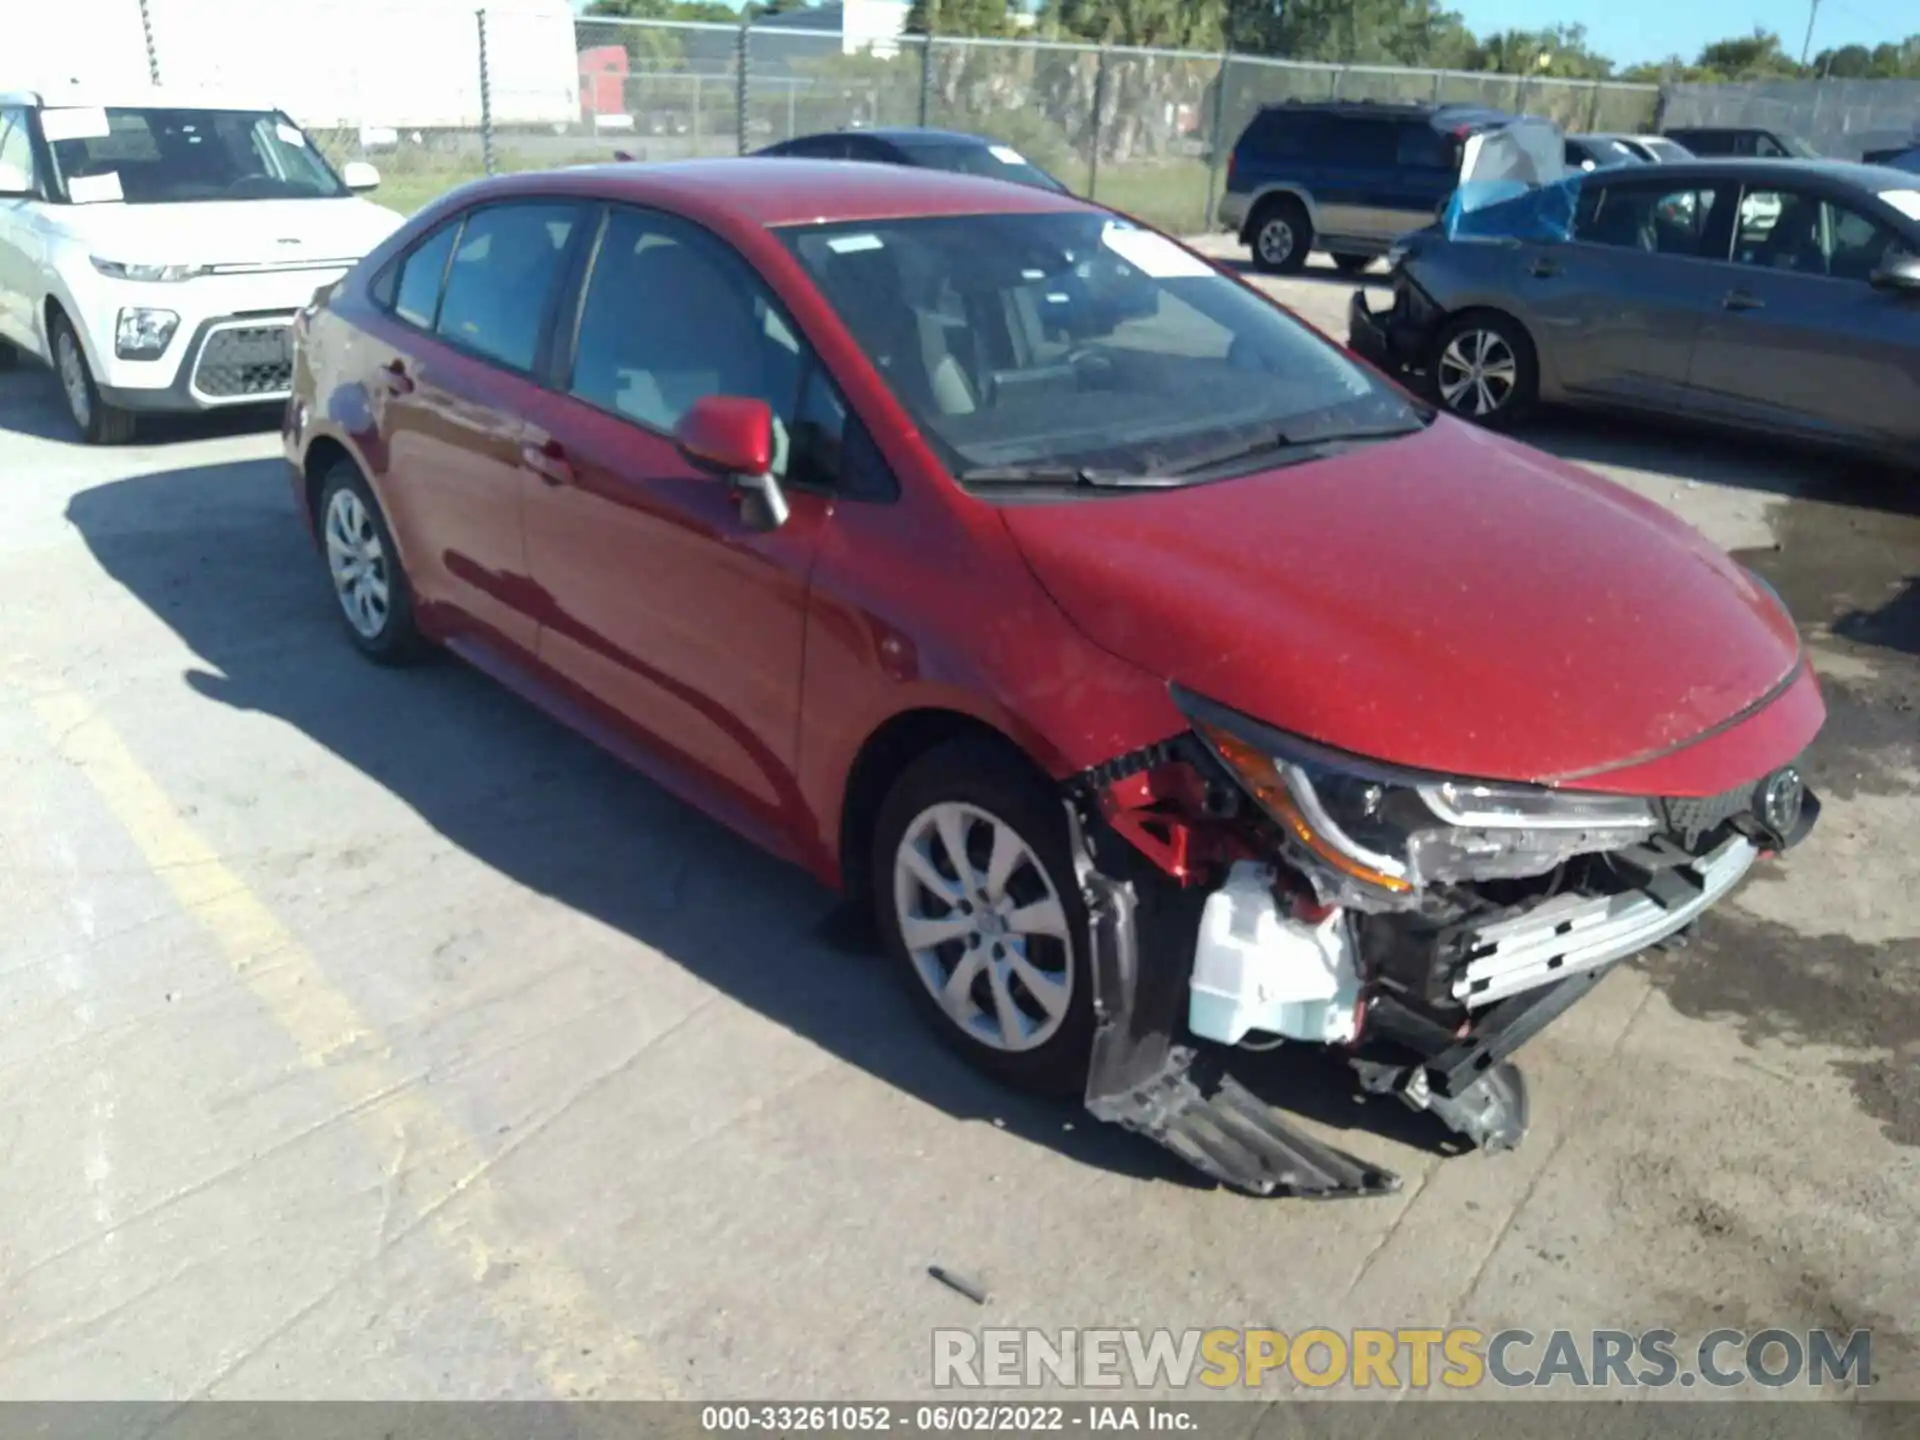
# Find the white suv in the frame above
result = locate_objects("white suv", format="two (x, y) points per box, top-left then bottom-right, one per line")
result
(0, 85), (405, 442)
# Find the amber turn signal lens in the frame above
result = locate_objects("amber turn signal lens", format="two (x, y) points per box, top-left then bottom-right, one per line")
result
(1196, 722), (1414, 895)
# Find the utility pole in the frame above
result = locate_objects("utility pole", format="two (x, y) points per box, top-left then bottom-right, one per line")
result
(1799, 0), (1821, 66)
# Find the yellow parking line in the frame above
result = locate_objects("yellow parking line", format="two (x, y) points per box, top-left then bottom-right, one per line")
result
(24, 679), (674, 1400)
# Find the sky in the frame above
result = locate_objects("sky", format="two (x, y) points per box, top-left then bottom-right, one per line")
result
(568, 1), (1916, 70)
(1455, 0), (1911, 67)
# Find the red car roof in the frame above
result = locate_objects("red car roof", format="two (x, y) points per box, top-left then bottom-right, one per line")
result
(463, 157), (1091, 228)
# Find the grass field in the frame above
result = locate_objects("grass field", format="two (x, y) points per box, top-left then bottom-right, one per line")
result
(354, 141), (1221, 239)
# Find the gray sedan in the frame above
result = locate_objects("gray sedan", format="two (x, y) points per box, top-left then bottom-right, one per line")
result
(1349, 159), (1920, 463)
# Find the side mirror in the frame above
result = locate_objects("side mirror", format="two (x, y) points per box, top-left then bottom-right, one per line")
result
(1869, 252), (1920, 295)
(0, 160), (33, 197)
(341, 160), (381, 192)
(674, 395), (789, 531)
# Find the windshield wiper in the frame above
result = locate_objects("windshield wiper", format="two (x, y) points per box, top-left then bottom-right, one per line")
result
(956, 465), (1181, 489)
(1163, 418), (1429, 477)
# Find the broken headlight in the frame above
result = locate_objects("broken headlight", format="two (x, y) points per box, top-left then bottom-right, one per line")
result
(1176, 688), (1656, 898)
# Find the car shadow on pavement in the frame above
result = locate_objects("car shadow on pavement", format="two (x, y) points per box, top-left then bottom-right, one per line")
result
(1521, 409), (1920, 519)
(0, 364), (283, 446)
(0, 365), (77, 442)
(1215, 254), (1394, 288)
(71, 456), (1336, 1193)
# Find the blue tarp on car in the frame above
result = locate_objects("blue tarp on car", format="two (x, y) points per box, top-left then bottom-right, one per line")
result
(1440, 117), (1580, 243)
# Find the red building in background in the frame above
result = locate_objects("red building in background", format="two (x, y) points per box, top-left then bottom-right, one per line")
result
(579, 45), (628, 122)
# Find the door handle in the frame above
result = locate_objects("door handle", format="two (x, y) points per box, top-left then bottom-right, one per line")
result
(1530, 257), (1561, 278)
(1722, 290), (1765, 312)
(380, 358), (413, 394)
(521, 438), (574, 487)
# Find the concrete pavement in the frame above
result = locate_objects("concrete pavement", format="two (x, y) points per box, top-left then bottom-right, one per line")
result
(0, 277), (1914, 1403)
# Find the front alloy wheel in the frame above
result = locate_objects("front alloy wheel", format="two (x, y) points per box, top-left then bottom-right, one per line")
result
(873, 739), (1094, 1095)
(1437, 327), (1516, 417)
(893, 801), (1074, 1055)
(1432, 315), (1537, 428)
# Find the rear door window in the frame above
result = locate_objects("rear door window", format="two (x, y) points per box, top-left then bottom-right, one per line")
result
(1731, 188), (1910, 281)
(432, 202), (583, 372)
(1329, 118), (1397, 166)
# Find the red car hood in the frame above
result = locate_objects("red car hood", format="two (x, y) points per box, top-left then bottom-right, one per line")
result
(999, 419), (1805, 787)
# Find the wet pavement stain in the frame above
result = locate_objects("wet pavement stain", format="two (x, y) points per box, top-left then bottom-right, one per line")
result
(1793, 674), (1920, 802)
(1695, 490), (1920, 1147)
(1734, 492), (1920, 687)
(1732, 486), (1919, 803)
(1641, 913), (1920, 1149)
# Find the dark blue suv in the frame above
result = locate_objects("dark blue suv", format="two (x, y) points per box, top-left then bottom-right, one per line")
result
(1217, 101), (1513, 273)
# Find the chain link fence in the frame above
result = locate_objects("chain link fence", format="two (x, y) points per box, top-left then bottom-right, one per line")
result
(1660, 80), (1920, 161)
(120, 5), (1670, 231)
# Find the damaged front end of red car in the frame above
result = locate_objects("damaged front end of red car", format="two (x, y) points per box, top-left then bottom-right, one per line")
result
(1058, 681), (1822, 1199)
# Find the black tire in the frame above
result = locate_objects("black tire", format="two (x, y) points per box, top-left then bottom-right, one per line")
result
(1429, 310), (1539, 430)
(314, 459), (427, 665)
(1247, 196), (1312, 275)
(1331, 252), (1373, 275)
(50, 313), (136, 445)
(872, 738), (1095, 1097)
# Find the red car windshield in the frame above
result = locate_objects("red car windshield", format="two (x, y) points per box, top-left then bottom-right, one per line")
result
(781, 211), (1423, 484)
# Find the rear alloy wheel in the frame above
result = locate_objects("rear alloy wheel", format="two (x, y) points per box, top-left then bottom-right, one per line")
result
(1249, 198), (1312, 275)
(1432, 313), (1537, 429)
(317, 461), (426, 664)
(874, 741), (1094, 1096)
(52, 315), (136, 445)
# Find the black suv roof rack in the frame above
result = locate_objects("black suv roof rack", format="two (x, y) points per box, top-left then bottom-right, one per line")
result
(1254, 98), (1508, 120)
(1257, 98), (1433, 115)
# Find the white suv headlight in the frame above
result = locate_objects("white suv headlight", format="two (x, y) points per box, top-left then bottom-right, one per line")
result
(116, 307), (181, 359)
(91, 257), (208, 282)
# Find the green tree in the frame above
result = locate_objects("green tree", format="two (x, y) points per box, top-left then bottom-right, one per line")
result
(906, 0), (1013, 38)
(1696, 28), (1805, 79)
(1040, 0), (1228, 50)
(1812, 36), (1920, 79)
(1469, 24), (1614, 79)
(1620, 27), (1815, 83)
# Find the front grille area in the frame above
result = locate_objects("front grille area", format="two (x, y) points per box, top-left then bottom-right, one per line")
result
(192, 323), (294, 400)
(1661, 782), (1761, 843)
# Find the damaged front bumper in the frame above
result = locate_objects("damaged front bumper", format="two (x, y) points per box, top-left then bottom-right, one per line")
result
(1348, 277), (1441, 382)
(1064, 734), (1820, 1199)
(1449, 831), (1757, 1007)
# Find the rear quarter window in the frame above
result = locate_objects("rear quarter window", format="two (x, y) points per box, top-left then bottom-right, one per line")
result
(383, 221), (460, 328)
(1240, 110), (1308, 159)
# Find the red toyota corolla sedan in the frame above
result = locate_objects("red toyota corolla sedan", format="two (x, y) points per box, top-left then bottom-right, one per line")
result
(285, 160), (1824, 1196)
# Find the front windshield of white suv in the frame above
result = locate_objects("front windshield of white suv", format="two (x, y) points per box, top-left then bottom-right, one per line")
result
(40, 107), (346, 204)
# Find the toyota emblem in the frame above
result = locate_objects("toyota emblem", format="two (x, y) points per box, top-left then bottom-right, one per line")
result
(1758, 766), (1805, 836)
